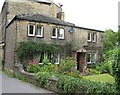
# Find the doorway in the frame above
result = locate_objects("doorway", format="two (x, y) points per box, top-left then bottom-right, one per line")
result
(77, 52), (80, 70)
(77, 52), (86, 72)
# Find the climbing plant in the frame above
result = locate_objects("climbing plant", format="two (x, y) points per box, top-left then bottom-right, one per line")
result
(16, 41), (61, 59)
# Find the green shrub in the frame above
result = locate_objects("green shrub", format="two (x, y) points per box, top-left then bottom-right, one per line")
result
(112, 48), (120, 92)
(39, 64), (56, 72)
(27, 64), (40, 73)
(56, 75), (87, 93)
(35, 72), (51, 87)
(56, 75), (118, 94)
(86, 68), (100, 75)
(62, 71), (81, 78)
(87, 64), (96, 69)
(42, 57), (50, 65)
(59, 57), (76, 73)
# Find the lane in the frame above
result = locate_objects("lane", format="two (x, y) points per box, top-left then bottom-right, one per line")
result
(1, 72), (54, 93)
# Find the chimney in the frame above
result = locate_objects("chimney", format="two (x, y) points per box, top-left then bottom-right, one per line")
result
(57, 12), (65, 21)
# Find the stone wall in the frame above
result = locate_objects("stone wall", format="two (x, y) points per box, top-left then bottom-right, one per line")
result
(5, 20), (17, 70)
(7, 0), (61, 24)
(16, 20), (73, 45)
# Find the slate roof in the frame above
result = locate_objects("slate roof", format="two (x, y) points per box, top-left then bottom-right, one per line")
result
(15, 14), (75, 27)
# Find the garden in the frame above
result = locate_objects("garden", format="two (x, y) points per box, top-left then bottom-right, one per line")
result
(14, 29), (120, 94)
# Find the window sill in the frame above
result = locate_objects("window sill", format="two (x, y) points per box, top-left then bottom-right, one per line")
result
(36, 35), (43, 38)
(87, 40), (92, 42)
(58, 37), (65, 40)
(28, 35), (35, 37)
(51, 36), (57, 39)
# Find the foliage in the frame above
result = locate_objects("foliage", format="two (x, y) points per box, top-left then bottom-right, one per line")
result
(112, 48), (120, 92)
(95, 48), (118, 75)
(83, 79), (117, 94)
(42, 57), (50, 66)
(62, 71), (81, 78)
(56, 75), (117, 94)
(59, 57), (76, 73)
(103, 29), (118, 51)
(56, 75), (87, 93)
(16, 41), (61, 59)
(39, 64), (56, 72)
(27, 64), (40, 73)
(14, 73), (27, 82)
(85, 68), (100, 75)
(35, 72), (51, 87)
(87, 64), (96, 69)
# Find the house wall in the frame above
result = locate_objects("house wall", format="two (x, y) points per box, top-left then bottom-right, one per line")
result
(7, 0), (61, 24)
(16, 20), (73, 45)
(5, 20), (17, 70)
(72, 28), (103, 63)
(0, 13), (3, 61)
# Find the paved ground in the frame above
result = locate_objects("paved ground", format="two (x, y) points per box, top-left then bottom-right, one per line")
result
(0, 71), (54, 94)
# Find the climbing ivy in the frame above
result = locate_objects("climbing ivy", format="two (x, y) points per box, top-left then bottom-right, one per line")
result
(16, 41), (61, 59)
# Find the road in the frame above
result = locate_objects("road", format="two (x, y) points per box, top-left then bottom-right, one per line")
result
(0, 71), (54, 94)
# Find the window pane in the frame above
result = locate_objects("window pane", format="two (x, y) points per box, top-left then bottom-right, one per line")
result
(58, 28), (64, 39)
(88, 33), (91, 41)
(52, 28), (56, 36)
(87, 54), (91, 63)
(52, 28), (57, 38)
(93, 33), (96, 42)
(29, 25), (34, 34)
(37, 26), (41, 35)
(39, 52), (44, 63)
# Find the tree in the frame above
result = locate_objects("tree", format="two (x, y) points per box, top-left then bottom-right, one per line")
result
(103, 29), (118, 51)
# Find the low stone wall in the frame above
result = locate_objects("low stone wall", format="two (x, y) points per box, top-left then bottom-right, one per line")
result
(14, 64), (58, 93)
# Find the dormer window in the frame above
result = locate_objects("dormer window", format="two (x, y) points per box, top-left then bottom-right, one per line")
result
(58, 28), (65, 39)
(36, 25), (44, 37)
(88, 32), (92, 42)
(28, 24), (35, 36)
(93, 33), (96, 42)
(51, 27), (57, 38)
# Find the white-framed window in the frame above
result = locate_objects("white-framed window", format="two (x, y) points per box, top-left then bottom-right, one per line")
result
(88, 33), (92, 42)
(39, 52), (44, 65)
(92, 53), (96, 63)
(58, 28), (65, 39)
(36, 25), (44, 37)
(87, 53), (92, 64)
(38, 52), (60, 64)
(51, 27), (58, 38)
(87, 53), (96, 64)
(55, 54), (60, 64)
(27, 24), (35, 36)
(93, 33), (96, 42)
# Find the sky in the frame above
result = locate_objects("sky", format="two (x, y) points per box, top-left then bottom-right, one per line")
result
(0, 0), (119, 31)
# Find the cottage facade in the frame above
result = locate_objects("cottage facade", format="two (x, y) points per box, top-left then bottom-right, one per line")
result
(1, 0), (103, 72)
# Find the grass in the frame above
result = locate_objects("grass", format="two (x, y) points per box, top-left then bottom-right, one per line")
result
(83, 73), (115, 83)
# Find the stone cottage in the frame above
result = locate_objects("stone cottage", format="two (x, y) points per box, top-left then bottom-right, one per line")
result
(0, 0), (104, 72)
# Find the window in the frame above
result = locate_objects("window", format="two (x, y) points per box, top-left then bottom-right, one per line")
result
(28, 24), (35, 36)
(55, 54), (60, 64)
(88, 33), (92, 42)
(38, 52), (60, 64)
(51, 27), (57, 38)
(36, 25), (44, 37)
(47, 53), (60, 64)
(87, 53), (96, 64)
(58, 28), (65, 39)
(93, 33), (96, 42)
(39, 52), (44, 65)
(87, 53), (92, 64)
